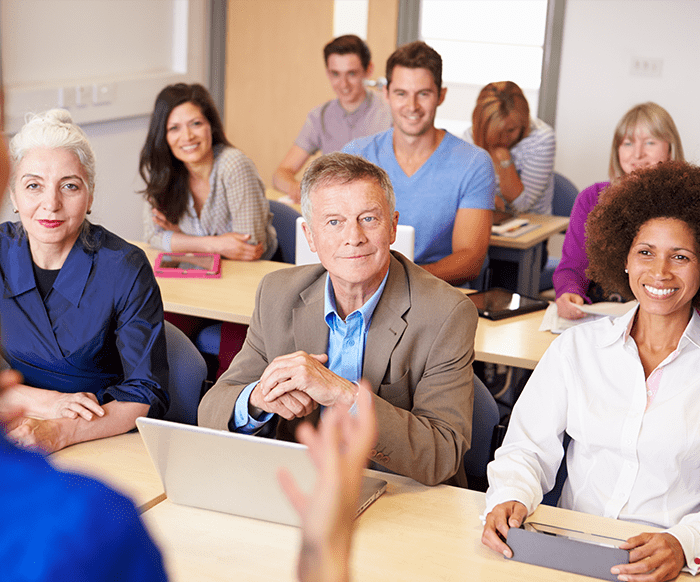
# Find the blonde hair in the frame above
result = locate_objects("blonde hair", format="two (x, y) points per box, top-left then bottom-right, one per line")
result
(608, 102), (684, 181)
(471, 81), (529, 150)
(9, 109), (95, 195)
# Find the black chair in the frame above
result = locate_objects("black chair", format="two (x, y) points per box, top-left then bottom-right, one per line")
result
(464, 375), (506, 491)
(163, 321), (208, 425)
(269, 199), (301, 264)
(541, 432), (571, 506)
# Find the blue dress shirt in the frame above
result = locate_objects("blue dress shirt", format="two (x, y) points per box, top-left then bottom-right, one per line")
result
(0, 222), (168, 417)
(0, 433), (167, 581)
(232, 269), (390, 432)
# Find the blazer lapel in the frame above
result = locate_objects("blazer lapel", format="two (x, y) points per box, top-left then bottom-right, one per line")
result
(362, 255), (409, 390)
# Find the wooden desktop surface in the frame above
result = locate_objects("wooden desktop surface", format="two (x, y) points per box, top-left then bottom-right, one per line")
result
(133, 242), (293, 325)
(50, 432), (165, 513)
(141, 469), (691, 582)
(135, 241), (555, 369)
(490, 213), (569, 249)
(474, 309), (554, 370)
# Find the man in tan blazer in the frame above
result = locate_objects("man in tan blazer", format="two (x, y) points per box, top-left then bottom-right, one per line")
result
(199, 153), (477, 486)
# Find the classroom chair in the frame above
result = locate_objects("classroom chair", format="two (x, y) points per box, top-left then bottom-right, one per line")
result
(539, 173), (579, 291)
(164, 321), (208, 425)
(541, 432), (571, 506)
(194, 201), (300, 379)
(464, 374), (506, 491)
(269, 199), (301, 264)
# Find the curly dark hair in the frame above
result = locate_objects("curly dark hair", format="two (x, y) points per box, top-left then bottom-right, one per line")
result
(139, 83), (231, 224)
(586, 160), (700, 308)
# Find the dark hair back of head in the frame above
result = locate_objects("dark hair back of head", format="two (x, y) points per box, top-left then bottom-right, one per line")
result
(323, 35), (371, 70)
(586, 160), (700, 308)
(386, 41), (442, 91)
(139, 83), (231, 224)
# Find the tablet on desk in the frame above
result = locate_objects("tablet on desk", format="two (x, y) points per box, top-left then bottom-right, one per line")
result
(469, 288), (548, 320)
(154, 252), (221, 278)
(508, 522), (628, 581)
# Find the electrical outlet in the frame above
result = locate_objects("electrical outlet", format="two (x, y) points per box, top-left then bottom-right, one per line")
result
(76, 85), (91, 107)
(93, 82), (116, 105)
(630, 57), (663, 77)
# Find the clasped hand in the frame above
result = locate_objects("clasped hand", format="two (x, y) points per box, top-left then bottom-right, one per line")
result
(250, 352), (358, 421)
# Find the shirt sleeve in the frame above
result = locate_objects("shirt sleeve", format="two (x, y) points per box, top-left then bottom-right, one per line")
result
(457, 146), (496, 211)
(552, 183), (602, 301)
(106, 248), (169, 417)
(294, 108), (322, 155)
(509, 127), (556, 214)
(667, 516), (700, 576)
(230, 381), (274, 433)
(142, 200), (168, 250)
(216, 149), (276, 259)
(484, 335), (570, 515)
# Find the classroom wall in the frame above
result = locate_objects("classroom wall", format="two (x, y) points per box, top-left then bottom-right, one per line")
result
(224, 0), (399, 186)
(1, 0), (209, 242)
(555, 0), (700, 192)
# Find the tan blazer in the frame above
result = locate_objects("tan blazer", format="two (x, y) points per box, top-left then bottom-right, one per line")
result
(199, 252), (476, 486)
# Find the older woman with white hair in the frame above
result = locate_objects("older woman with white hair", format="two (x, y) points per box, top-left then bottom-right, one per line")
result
(0, 109), (168, 453)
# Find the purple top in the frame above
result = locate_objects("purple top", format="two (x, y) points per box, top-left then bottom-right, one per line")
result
(553, 181), (610, 301)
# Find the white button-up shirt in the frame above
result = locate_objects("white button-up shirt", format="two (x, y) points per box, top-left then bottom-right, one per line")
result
(485, 305), (700, 574)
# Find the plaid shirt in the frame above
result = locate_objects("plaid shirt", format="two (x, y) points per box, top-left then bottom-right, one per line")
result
(143, 145), (277, 259)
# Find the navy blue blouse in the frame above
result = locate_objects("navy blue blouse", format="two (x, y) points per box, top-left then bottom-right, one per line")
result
(0, 222), (168, 417)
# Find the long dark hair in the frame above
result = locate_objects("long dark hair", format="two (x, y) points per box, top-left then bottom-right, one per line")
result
(139, 83), (231, 224)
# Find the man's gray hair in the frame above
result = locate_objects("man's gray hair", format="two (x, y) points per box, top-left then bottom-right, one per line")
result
(300, 152), (395, 224)
(9, 109), (96, 196)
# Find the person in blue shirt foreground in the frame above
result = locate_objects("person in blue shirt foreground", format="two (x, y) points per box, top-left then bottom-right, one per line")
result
(482, 161), (700, 581)
(0, 108), (168, 453)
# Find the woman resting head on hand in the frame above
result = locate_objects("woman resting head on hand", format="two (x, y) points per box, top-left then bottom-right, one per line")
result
(468, 81), (555, 215)
(140, 83), (277, 261)
(554, 102), (684, 319)
(483, 160), (700, 582)
(0, 109), (168, 453)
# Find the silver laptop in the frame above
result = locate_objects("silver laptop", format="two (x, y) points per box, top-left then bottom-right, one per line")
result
(136, 417), (387, 527)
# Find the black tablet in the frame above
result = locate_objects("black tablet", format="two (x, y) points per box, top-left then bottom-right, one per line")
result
(469, 288), (548, 320)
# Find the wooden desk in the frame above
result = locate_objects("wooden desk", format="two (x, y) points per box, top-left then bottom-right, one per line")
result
(489, 214), (570, 297)
(50, 432), (165, 513)
(134, 242), (293, 325)
(474, 309), (555, 370)
(141, 470), (692, 582)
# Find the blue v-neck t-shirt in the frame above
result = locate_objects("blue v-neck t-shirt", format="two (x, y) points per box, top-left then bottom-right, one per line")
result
(344, 129), (495, 265)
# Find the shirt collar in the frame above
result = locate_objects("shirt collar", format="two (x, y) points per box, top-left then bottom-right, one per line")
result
(340, 90), (372, 119)
(3, 225), (96, 308)
(597, 302), (700, 351)
(324, 266), (390, 328)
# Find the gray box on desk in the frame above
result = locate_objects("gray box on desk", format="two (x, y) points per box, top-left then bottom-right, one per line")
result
(507, 524), (629, 581)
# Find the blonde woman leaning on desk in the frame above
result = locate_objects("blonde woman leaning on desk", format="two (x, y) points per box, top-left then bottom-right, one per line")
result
(0, 109), (168, 453)
(483, 162), (700, 582)
(140, 83), (277, 261)
(465, 81), (555, 215)
(554, 102), (684, 319)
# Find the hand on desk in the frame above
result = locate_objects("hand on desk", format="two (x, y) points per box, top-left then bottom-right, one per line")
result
(255, 351), (358, 416)
(278, 381), (377, 582)
(611, 532), (685, 582)
(216, 232), (264, 261)
(555, 293), (587, 320)
(481, 500), (528, 558)
(151, 208), (182, 233)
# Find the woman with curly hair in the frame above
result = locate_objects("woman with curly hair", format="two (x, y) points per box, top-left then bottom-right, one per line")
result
(482, 161), (700, 582)
(554, 102), (683, 319)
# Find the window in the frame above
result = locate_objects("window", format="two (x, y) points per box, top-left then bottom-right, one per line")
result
(419, 0), (550, 136)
